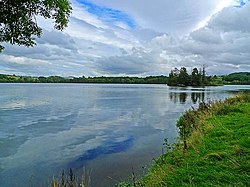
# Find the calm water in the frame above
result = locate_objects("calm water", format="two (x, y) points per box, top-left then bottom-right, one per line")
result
(0, 84), (249, 187)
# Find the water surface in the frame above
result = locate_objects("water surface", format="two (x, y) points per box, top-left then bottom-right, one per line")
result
(0, 84), (249, 186)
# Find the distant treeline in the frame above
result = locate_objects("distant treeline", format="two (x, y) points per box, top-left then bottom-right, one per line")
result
(0, 71), (249, 85)
(168, 67), (250, 86)
(0, 74), (168, 84)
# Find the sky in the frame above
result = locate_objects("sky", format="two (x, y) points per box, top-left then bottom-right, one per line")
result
(0, 0), (250, 76)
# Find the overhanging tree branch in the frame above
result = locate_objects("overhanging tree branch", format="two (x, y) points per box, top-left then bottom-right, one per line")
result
(0, 0), (72, 52)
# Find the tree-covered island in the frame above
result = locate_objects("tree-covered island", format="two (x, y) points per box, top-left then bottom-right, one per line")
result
(168, 67), (250, 86)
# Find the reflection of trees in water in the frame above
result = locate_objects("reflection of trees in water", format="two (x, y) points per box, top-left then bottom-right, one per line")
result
(191, 92), (205, 104)
(179, 92), (187, 103)
(169, 91), (205, 104)
(169, 92), (177, 103)
(169, 92), (187, 104)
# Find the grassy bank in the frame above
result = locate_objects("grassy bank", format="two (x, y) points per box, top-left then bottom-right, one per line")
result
(120, 93), (250, 186)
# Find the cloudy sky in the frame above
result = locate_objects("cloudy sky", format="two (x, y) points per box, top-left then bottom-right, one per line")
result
(0, 0), (250, 76)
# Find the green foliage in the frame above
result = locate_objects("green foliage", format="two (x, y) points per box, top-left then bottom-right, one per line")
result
(179, 67), (190, 86)
(167, 66), (208, 87)
(168, 68), (250, 87)
(1, 72), (249, 85)
(222, 72), (250, 85)
(176, 108), (200, 139)
(215, 104), (243, 116)
(191, 67), (201, 86)
(0, 74), (168, 84)
(207, 75), (225, 86)
(0, 0), (72, 51)
(163, 138), (172, 153)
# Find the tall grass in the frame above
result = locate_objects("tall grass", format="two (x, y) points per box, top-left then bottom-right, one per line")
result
(50, 168), (91, 187)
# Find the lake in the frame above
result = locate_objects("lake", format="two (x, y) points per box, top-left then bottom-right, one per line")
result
(0, 84), (249, 186)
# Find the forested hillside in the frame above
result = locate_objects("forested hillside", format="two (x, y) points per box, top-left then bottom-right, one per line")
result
(222, 72), (250, 85)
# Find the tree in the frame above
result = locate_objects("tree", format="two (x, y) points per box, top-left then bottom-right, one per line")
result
(167, 66), (213, 87)
(178, 67), (190, 86)
(0, 0), (72, 52)
(201, 65), (207, 85)
(191, 68), (201, 86)
(168, 69), (178, 86)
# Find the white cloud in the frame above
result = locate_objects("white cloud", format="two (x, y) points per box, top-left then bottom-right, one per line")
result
(1, 54), (50, 65)
(91, 0), (232, 35)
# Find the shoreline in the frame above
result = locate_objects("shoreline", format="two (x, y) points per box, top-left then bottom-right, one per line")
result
(120, 93), (250, 186)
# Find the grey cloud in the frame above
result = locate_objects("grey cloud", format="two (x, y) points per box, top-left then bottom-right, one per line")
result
(190, 28), (223, 44)
(211, 53), (250, 65)
(36, 30), (77, 51)
(96, 55), (153, 75)
(132, 28), (164, 43)
(208, 4), (250, 32)
(68, 16), (102, 33)
(2, 29), (79, 60)
(2, 43), (52, 57)
(2, 42), (78, 61)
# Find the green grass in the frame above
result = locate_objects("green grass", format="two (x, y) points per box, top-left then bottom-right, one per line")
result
(120, 94), (250, 187)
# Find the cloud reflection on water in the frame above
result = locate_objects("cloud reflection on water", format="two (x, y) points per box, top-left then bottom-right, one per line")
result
(0, 84), (248, 186)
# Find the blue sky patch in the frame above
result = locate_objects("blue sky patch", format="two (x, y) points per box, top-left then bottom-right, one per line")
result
(77, 0), (136, 28)
(234, 0), (250, 7)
